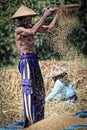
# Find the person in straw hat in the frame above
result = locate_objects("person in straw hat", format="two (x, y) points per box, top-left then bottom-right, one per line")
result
(11, 4), (60, 128)
(46, 65), (77, 104)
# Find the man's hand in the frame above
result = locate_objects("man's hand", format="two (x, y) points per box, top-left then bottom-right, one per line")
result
(44, 7), (58, 17)
(44, 6), (58, 11)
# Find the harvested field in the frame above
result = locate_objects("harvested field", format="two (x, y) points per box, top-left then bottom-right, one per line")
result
(0, 60), (87, 129)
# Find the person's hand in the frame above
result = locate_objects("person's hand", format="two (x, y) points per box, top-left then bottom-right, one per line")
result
(49, 7), (58, 12)
(44, 7), (58, 17)
(44, 6), (58, 11)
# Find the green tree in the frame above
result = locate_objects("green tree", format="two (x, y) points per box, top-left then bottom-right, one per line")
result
(0, 0), (59, 67)
(66, 0), (87, 55)
(0, 0), (87, 67)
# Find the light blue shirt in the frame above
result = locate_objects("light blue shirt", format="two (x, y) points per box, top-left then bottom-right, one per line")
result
(46, 80), (65, 102)
(46, 80), (77, 104)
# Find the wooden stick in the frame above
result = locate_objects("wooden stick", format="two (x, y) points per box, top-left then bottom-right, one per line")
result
(57, 4), (80, 9)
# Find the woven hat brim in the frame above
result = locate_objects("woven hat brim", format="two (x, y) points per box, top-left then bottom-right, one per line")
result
(46, 70), (67, 78)
(11, 5), (38, 19)
(11, 14), (38, 19)
(45, 65), (67, 79)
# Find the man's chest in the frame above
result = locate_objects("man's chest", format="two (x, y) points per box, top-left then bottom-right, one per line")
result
(22, 35), (35, 42)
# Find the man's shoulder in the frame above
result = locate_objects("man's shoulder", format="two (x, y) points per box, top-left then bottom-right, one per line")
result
(15, 26), (25, 30)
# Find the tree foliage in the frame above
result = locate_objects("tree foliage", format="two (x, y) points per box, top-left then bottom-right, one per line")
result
(67, 0), (87, 55)
(0, 0), (87, 67)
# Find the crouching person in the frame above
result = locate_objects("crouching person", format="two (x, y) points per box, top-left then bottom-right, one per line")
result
(45, 65), (77, 104)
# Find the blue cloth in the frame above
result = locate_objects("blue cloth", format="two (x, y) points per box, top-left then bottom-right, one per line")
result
(0, 121), (24, 130)
(21, 79), (33, 94)
(73, 111), (87, 118)
(65, 111), (87, 130)
(65, 124), (87, 130)
(46, 80), (77, 104)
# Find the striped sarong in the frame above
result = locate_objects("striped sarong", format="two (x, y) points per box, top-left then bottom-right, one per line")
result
(18, 53), (45, 128)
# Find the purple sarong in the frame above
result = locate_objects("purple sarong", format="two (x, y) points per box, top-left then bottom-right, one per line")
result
(18, 53), (45, 128)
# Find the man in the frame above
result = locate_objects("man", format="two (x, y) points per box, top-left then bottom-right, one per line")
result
(11, 4), (60, 128)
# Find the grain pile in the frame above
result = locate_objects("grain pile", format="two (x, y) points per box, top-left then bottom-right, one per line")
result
(25, 113), (87, 130)
(0, 60), (87, 127)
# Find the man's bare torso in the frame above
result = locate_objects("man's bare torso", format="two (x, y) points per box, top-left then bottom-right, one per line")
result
(13, 7), (59, 55)
(15, 29), (36, 54)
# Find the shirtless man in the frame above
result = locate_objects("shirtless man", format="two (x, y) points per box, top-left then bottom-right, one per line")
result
(11, 4), (59, 128)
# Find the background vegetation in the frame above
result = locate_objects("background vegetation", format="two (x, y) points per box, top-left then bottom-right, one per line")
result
(0, 0), (87, 67)
(0, 1), (87, 128)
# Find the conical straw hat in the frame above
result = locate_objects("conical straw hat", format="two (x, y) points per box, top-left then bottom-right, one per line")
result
(45, 65), (67, 78)
(11, 4), (38, 19)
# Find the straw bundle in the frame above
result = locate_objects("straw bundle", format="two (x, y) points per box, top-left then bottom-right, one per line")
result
(0, 69), (23, 125)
